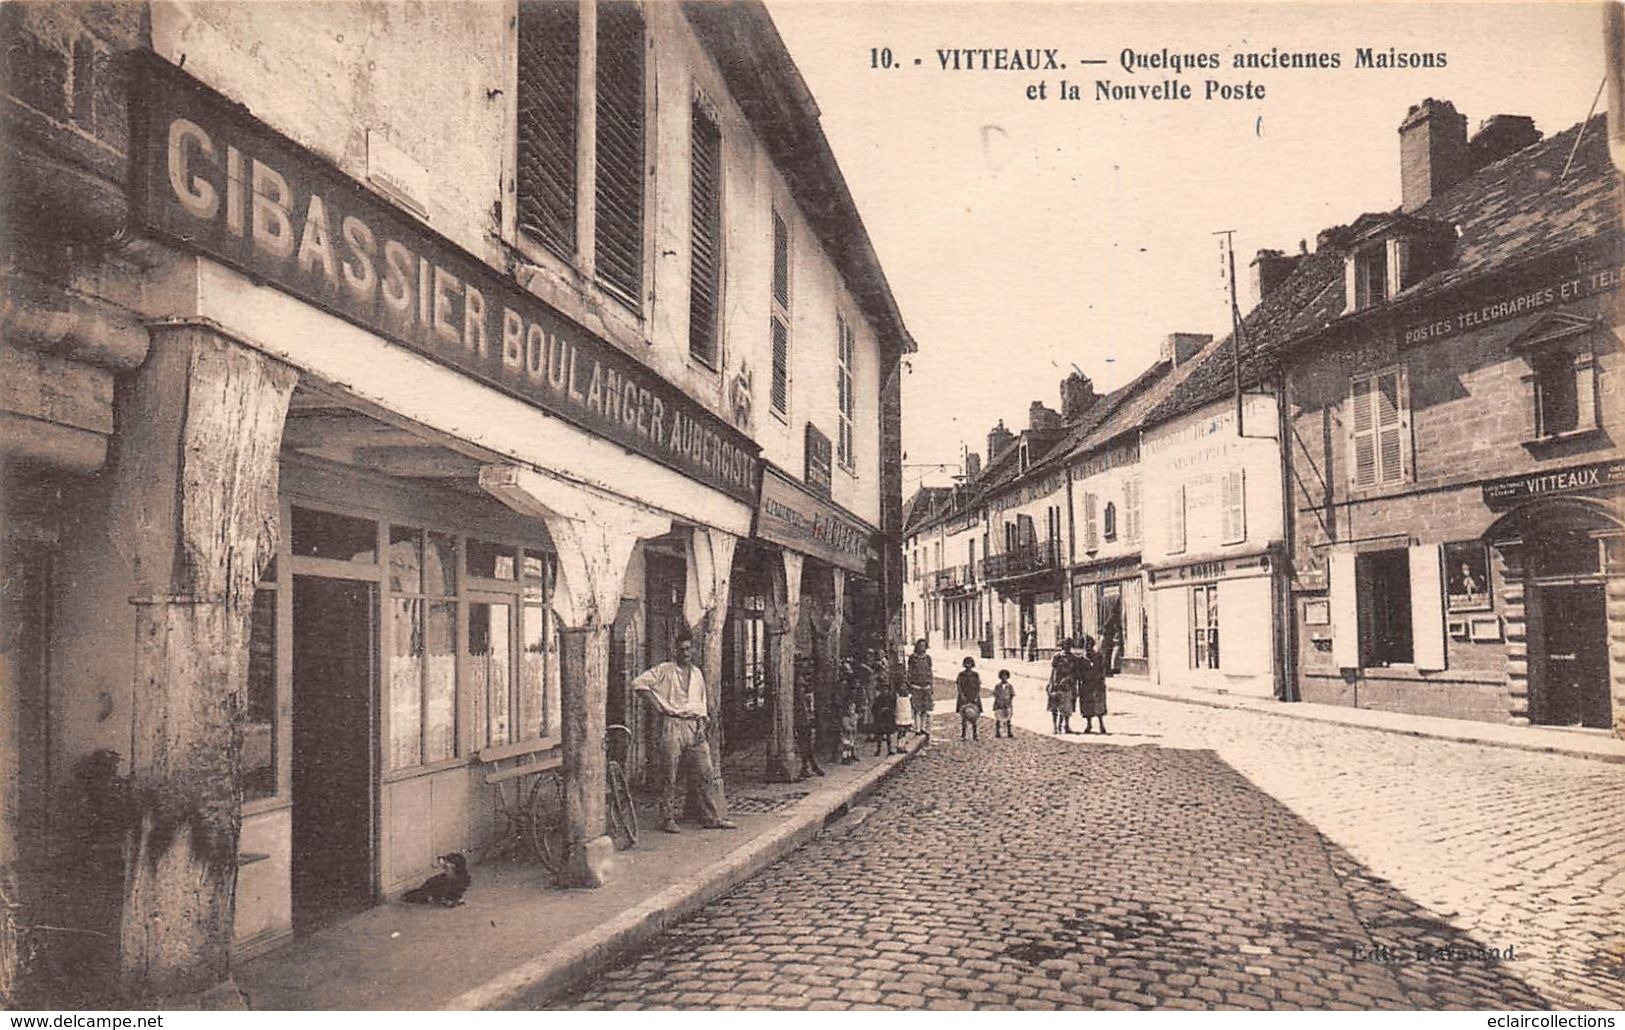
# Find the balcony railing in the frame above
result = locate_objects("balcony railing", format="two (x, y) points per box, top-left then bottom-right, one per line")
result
(981, 541), (1063, 582)
(929, 564), (975, 592)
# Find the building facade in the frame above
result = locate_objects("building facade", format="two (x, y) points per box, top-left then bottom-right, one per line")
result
(0, 0), (910, 1004)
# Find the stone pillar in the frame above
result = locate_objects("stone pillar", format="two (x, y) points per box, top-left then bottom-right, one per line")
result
(764, 550), (803, 781)
(113, 326), (295, 1003)
(812, 567), (846, 761)
(684, 527), (738, 766)
(479, 466), (668, 887)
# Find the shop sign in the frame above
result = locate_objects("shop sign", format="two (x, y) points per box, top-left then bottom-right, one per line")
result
(1481, 458), (1625, 510)
(129, 57), (760, 505)
(1400, 265), (1624, 347)
(755, 465), (874, 573)
(805, 423), (832, 498)
(1148, 553), (1270, 585)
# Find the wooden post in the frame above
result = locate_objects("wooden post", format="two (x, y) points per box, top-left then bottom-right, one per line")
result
(764, 550), (803, 781)
(476, 465), (667, 888)
(112, 325), (294, 1003)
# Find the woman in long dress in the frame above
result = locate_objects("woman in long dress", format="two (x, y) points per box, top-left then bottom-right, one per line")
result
(1076, 634), (1109, 734)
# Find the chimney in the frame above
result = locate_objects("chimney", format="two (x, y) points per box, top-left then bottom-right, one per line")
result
(964, 451), (982, 480)
(1399, 98), (1469, 212)
(1469, 115), (1541, 171)
(1249, 249), (1301, 309)
(1060, 371), (1097, 423)
(1028, 401), (1062, 434)
(1160, 332), (1212, 368)
(987, 419), (1015, 464)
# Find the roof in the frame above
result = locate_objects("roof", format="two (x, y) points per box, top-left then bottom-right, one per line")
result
(682, 1), (917, 356)
(901, 486), (952, 536)
(1145, 113), (1620, 427)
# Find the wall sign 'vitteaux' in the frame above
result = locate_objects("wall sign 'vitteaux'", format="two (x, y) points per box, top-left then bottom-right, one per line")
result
(1481, 458), (1625, 510)
(129, 55), (760, 506)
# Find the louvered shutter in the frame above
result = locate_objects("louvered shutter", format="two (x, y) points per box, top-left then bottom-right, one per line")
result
(516, 0), (578, 260)
(1375, 370), (1407, 486)
(1330, 552), (1359, 669)
(1168, 485), (1186, 553)
(594, 1), (645, 307)
(1222, 469), (1246, 544)
(770, 315), (789, 413)
(772, 210), (790, 308)
(1350, 374), (1377, 489)
(1083, 493), (1098, 551)
(1124, 478), (1140, 544)
(688, 100), (721, 365)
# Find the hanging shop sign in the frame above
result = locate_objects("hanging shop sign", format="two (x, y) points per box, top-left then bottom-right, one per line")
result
(1480, 458), (1625, 510)
(1147, 552), (1271, 586)
(804, 423), (833, 498)
(129, 56), (760, 505)
(755, 465), (875, 574)
(1399, 265), (1623, 347)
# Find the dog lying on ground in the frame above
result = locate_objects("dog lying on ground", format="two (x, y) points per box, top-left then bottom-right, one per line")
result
(402, 852), (470, 906)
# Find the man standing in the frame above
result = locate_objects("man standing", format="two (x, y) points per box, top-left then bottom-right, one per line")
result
(632, 632), (736, 833)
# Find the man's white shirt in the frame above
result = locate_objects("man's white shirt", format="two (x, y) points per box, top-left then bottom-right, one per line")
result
(632, 661), (708, 718)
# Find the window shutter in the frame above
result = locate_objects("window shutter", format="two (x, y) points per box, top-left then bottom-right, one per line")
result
(688, 99), (722, 365)
(1124, 478), (1140, 543)
(1350, 374), (1377, 488)
(1168, 485), (1186, 553)
(594, 0), (645, 307)
(1409, 544), (1446, 671)
(772, 210), (790, 309)
(770, 315), (789, 414)
(1576, 356), (1598, 430)
(516, 0), (578, 260)
(1222, 469), (1246, 544)
(1084, 492), (1098, 551)
(1330, 552), (1359, 669)
(1375, 370), (1407, 486)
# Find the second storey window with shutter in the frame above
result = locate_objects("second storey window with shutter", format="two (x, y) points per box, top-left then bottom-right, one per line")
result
(1167, 484), (1187, 554)
(1221, 469), (1246, 544)
(1123, 477), (1142, 544)
(769, 209), (790, 417)
(1082, 492), (1098, 551)
(1348, 367), (1409, 490)
(837, 316), (855, 468)
(688, 99), (722, 367)
(516, 0), (578, 261)
(594, 0), (645, 310)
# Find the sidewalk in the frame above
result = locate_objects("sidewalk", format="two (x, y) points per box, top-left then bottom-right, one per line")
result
(233, 735), (921, 1010)
(939, 650), (1625, 764)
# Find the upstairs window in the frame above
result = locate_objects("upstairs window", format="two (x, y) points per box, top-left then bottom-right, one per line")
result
(1220, 469), (1246, 544)
(1123, 478), (1142, 545)
(1514, 314), (1601, 443)
(688, 98), (722, 367)
(515, 0), (578, 261)
(1082, 492), (1099, 551)
(1167, 484), (1187, 554)
(1102, 501), (1117, 542)
(1348, 367), (1410, 490)
(1348, 243), (1389, 311)
(837, 316), (855, 469)
(770, 209), (791, 417)
(593, 0), (646, 310)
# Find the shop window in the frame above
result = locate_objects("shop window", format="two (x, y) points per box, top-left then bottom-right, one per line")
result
(515, 0), (579, 261)
(388, 524), (460, 770)
(1356, 549), (1413, 666)
(593, 0), (646, 310)
(245, 584), (277, 801)
(291, 506), (377, 563)
(1221, 469), (1246, 544)
(1191, 583), (1219, 669)
(1102, 501), (1117, 543)
(1348, 367), (1409, 490)
(770, 209), (791, 417)
(735, 594), (768, 712)
(689, 97), (722, 367)
(468, 602), (513, 750)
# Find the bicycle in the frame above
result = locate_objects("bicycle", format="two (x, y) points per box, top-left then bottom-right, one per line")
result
(498, 724), (637, 880)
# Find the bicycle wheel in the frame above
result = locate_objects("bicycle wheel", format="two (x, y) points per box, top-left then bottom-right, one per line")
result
(526, 771), (566, 875)
(606, 761), (638, 849)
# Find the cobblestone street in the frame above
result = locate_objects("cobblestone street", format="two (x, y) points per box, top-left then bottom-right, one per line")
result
(543, 686), (1623, 1010)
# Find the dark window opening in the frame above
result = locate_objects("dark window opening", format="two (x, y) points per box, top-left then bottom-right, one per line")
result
(1357, 549), (1413, 666)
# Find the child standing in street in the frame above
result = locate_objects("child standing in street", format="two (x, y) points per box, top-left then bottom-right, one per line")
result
(992, 670), (1015, 738)
(839, 696), (859, 764)
(893, 681), (911, 752)
(956, 657), (982, 741)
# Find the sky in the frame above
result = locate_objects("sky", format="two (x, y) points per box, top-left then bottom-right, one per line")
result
(763, 1), (1610, 491)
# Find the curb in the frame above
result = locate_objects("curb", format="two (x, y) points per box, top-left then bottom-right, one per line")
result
(442, 740), (923, 1010)
(1107, 682), (1625, 765)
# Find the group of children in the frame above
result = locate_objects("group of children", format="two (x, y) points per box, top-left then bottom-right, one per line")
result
(827, 648), (1021, 765)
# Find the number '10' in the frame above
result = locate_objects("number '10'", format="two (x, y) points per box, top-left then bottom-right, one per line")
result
(870, 47), (894, 69)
